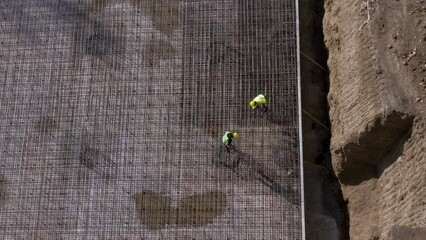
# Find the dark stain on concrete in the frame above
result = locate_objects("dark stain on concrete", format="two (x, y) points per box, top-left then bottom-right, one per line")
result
(57, 1), (128, 70)
(83, 21), (126, 57)
(134, 190), (172, 229)
(145, 39), (176, 65)
(134, 190), (227, 229)
(131, 0), (181, 33)
(174, 191), (227, 227)
(85, 33), (121, 57)
(34, 116), (58, 135)
(0, 177), (6, 204)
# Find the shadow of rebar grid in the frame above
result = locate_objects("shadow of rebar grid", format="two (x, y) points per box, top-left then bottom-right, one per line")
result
(0, 0), (303, 239)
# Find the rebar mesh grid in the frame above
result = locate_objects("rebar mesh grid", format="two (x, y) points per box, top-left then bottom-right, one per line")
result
(0, 0), (302, 239)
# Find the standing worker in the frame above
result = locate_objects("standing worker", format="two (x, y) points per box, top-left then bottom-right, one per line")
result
(222, 131), (238, 152)
(250, 94), (268, 111)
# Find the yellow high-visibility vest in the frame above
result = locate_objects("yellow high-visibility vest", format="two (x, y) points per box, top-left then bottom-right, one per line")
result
(250, 94), (267, 109)
(253, 94), (267, 104)
(222, 131), (233, 145)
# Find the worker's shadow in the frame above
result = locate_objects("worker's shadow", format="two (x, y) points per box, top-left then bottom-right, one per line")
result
(212, 146), (300, 205)
(252, 109), (290, 126)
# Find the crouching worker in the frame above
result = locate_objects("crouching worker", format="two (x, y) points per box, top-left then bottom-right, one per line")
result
(222, 131), (238, 153)
(250, 94), (268, 112)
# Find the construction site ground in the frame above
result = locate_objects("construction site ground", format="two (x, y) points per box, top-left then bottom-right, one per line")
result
(0, 0), (303, 239)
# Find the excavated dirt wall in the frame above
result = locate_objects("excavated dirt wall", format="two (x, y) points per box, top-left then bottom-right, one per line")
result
(324, 0), (425, 239)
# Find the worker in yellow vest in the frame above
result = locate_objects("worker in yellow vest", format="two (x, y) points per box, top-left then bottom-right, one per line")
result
(222, 131), (238, 152)
(250, 94), (268, 111)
